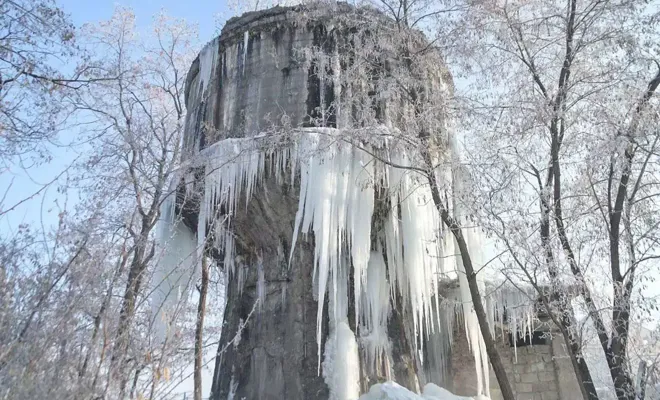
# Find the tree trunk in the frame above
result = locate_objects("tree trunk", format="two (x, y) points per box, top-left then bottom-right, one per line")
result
(194, 254), (210, 400)
(439, 209), (515, 400)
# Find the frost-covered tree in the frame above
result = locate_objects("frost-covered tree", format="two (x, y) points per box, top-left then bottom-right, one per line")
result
(0, 6), (222, 399)
(0, 0), (77, 163)
(452, 1), (660, 399)
(67, 7), (207, 397)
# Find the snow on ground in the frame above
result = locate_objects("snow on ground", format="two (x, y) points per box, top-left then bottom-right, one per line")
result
(358, 381), (488, 400)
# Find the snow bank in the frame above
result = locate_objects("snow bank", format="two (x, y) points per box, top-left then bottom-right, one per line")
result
(358, 381), (487, 400)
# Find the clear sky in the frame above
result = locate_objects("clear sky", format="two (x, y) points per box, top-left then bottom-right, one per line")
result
(0, 0), (234, 236)
(59, 0), (230, 41)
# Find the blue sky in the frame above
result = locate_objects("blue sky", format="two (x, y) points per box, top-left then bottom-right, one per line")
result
(59, 0), (229, 41)
(0, 0), (233, 235)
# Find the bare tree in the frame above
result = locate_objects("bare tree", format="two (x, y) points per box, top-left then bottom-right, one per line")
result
(194, 254), (210, 400)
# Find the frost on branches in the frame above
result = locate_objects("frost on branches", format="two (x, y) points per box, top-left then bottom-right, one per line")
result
(155, 127), (535, 398)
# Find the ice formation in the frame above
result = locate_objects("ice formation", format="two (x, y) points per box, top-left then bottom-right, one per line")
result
(322, 254), (361, 400)
(154, 127), (538, 397)
(152, 175), (198, 342)
(361, 251), (392, 377)
(324, 321), (361, 400)
(242, 30), (249, 74)
(197, 39), (218, 97)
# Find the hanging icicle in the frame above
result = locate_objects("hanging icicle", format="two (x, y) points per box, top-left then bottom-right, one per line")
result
(152, 174), (198, 342)
(360, 250), (393, 378)
(153, 127), (537, 392)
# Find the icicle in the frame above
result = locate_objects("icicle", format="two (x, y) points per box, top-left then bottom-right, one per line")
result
(288, 131), (374, 372)
(237, 262), (248, 295)
(242, 30), (249, 75)
(323, 321), (361, 400)
(257, 255), (265, 312)
(198, 39), (218, 96)
(361, 251), (392, 376)
(323, 255), (360, 400)
(385, 150), (448, 349)
(154, 126), (501, 391)
(152, 175), (198, 342)
(349, 148), (375, 330)
(384, 204), (403, 303)
(486, 284), (536, 362)
(227, 366), (238, 400)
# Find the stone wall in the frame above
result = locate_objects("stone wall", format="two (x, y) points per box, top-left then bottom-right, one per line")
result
(493, 338), (560, 400)
(450, 324), (581, 400)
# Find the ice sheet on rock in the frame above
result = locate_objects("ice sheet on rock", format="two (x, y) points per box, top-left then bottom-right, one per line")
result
(242, 31), (249, 75)
(198, 39), (218, 97)
(152, 178), (199, 342)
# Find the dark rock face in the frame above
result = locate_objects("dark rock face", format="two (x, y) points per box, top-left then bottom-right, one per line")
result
(181, 4), (448, 399)
(208, 176), (329, 400)
(183, 4), (345, 156)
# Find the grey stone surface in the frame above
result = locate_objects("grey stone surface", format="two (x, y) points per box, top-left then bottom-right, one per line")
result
(550, 335), (583, 400)
(209, 176), (329, 400)
(451, 326), (570, 400)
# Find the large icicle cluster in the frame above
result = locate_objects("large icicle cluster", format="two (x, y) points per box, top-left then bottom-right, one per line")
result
(484, 286), (538, 363)
(154, 127), (538, 399)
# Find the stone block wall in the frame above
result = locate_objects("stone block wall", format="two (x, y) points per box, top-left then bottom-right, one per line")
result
(491, 339), (560, 400)
(450, 325), (581, 400)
